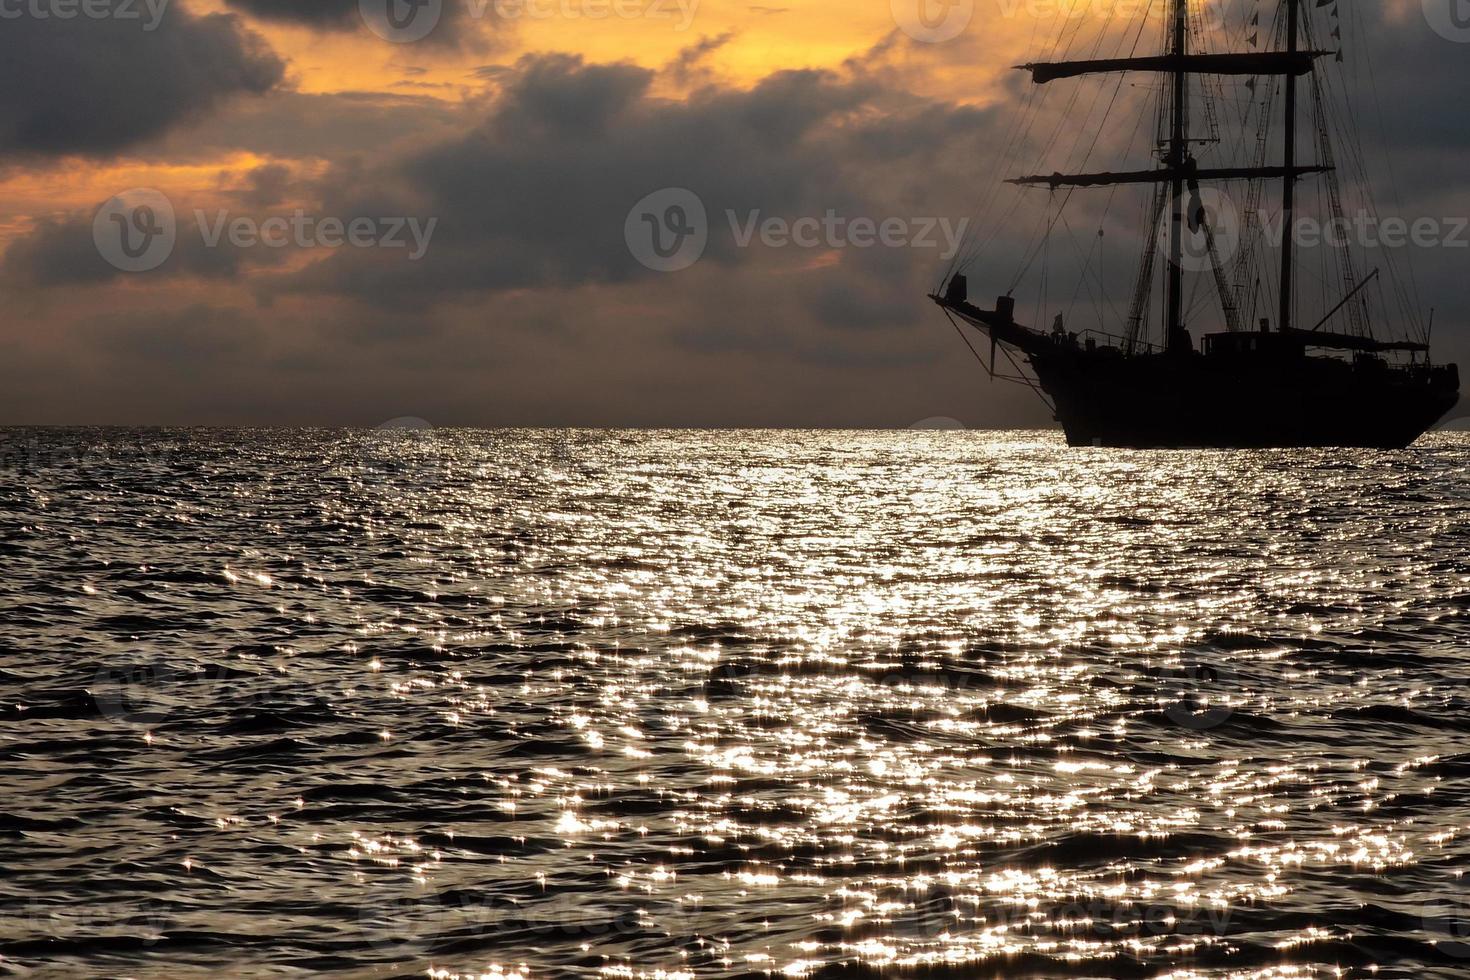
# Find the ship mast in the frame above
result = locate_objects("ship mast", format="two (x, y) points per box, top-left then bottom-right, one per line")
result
(1278, 0), (1299, 333)
(1007, 0), (1331, 345)
(1166, 0), (1188, 353)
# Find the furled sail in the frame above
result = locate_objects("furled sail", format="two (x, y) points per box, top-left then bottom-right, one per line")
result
(1019, 51), (1327, 84)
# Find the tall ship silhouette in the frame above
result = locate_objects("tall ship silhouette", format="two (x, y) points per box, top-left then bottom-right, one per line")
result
(932, 0), (1459, 448)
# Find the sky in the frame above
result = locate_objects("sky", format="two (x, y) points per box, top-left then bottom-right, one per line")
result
(0, 0), (1465, 427)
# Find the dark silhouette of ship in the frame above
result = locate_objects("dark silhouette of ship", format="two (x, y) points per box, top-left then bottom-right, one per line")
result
(931, 0), (1459, 448)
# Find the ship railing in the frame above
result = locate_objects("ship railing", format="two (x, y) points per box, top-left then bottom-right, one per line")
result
(1068, 327), (1162, 355)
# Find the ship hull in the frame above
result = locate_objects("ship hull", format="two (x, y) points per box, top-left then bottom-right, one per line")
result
(1030, 352), (1460, 449)
(930, 290), (1460, 449)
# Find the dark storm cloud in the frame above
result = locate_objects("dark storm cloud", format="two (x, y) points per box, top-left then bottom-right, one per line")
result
(229, 163), (297, 209)
(0, 208), (289, 287)
(271, 52), (990, 318)
(801, 247), (929, 331)
(224, 0), (361, 27)
(81, 305), (254, 363)
(270, 56), (869, 301)
(0, 9), (283, 159)
(1331, 21), (1467, 238)
(665, 30), (736, 86)
(224, 0), (487, 48)
(149, 90), (467, 163)
(2, 10), (1463, 428)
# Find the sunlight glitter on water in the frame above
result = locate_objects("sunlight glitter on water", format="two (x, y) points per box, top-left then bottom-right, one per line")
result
(3, 429), (1470, 977)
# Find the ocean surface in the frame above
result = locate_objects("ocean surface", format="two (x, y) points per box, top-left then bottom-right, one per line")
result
(3, 427), (1470, 979)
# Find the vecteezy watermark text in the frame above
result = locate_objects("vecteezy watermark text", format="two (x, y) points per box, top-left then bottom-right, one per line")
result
(93, 189), (438, 272)
(360, 0), (697, 42)
(471, 0), (696, 26)
(1424, 0), (1470, 43)
(1261, 211), (1470, 250)
(1160, 186), (1468, 273)
(195, 210), (437, 260)
(624, 187), (968, 273)
(727, 211), (968, 257)
(0, 0), (169, 29)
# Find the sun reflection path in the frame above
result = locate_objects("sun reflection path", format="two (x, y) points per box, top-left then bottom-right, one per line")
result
(10, 429), (1470, 977)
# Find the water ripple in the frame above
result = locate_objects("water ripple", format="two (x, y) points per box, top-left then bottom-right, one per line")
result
(2, 428), (1470, 978)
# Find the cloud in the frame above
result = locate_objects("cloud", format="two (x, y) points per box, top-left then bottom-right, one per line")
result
(0, 9), (283, 160)
(664, 30), (737, 86)
(223, 0), (361, 28)
(224, 0), (491, 49)
(0, 205), (290, 287)
(0, 48), (1006, 419)
(272, 52), (989, 314)
(148, 90), (468, 163)
(81, 304), (254, 363)
(226, 163), (298, 209)
(1, 3), (1465, 427)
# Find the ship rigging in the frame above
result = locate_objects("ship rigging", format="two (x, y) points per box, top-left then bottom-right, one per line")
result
(931, 0), (1458, 447)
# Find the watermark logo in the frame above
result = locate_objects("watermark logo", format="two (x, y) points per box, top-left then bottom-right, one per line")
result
(1424, 890), (1470, 957)
(23, 901), (172, 945)
(625, 188), (969, 273)
(889, 883), (961, 940)
(92, 660), (183, 726)
(1260, 211), (1470, 251)
(625, 187), (708, 273)
(477, 0), (698, 28)
(1, 432), (181, 474)
(1162, 658), (1237, 730)
(0, 0), (171, 29)
(93, 188), (176, 274)
(195, 210), (437, 260)
(1160, 186), (1240, 273)
(357, 417), (447, 483)
(357, 888), (674, 951)
(892, 0), (973, 43)
(1425, 0), (1470, 43)
(359, 0), (698, 41)
(360, 0), (443, 42)
(358, 890), (440, 951)
(845, 891), (1236, 946)
(91, 194), (438, 273)
(871, 665), (984, 697)
(91, 646), (407, 729)
(376, 415), (435, 432)
(728, 209), (968, 258)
